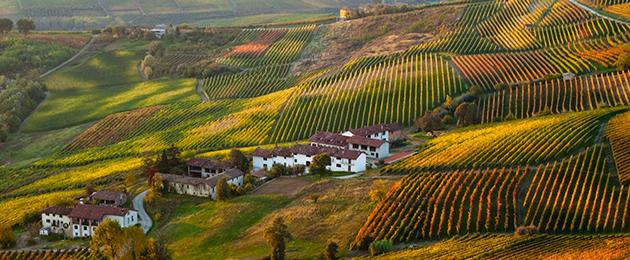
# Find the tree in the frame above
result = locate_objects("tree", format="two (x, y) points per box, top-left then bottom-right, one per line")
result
(614, 43), (630, 70)
(0, 19), (13, 34)
(148, 41), (165, 57)
(91, 220), (125, 259)
(415, 111), (444, 132)
(270, 164), (287, 178)
(228, 149), (249, 173)
(324, 241), (339, 260)
(0, 224), (15, 249)
(454, 102), (478, 127)
(91, 220), (171, 260)
(311, 153), (331, 175)
(85, 183), (96, 197)
(16, 19), (35, 36)
(215, 177), (229, 201)
(264, 217), (292, 260)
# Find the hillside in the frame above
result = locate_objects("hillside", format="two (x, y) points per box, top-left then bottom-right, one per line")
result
(0, 0), (629, 258)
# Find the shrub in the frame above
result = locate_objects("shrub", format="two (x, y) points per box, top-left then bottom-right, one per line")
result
(415, 111), (444, 132)
(0, 224), (15, 249)
(454, 102), (478, 127)
(369, 240), (393, 256)
(441, 114), (454, 125)
(503, 112), (515, 121)
(515, 225), (538, 236)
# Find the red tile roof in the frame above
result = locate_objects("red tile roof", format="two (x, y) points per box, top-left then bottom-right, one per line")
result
(347, 136), (385, 147)
(91, 190), (126, 202)
(309, 132), (349, 147)
(187, 158), (230, 170)
(43, 206), (72, 216)
(347, 123), (401, 137)
(331, 149), (363, 160)
(68, 204), (130, 221)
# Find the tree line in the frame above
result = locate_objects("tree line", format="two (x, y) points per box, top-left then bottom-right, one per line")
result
(0, 79), (46, 142)
(0, 18), (35, 35)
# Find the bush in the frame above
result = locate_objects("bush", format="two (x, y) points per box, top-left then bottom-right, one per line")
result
(415, 111), (444, 132)
(0, 224), (15, 249)
(441, 114), (454, 125)
(503, 112), (516, 121)
(515, 225), (538, 236)
(369, 240), (393, 256)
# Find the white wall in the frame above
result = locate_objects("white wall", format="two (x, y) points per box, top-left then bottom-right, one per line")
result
(41, 213), (71, 236)
(330, 153), (366, 173)
(253, 156), (270, 170)
(348, 142), (389, 159)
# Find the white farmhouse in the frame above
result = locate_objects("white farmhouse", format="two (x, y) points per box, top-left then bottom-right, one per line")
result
(346, 136), (389, 159)
(159, 167), (244, 200)
(41, 204), (138, 238)
(329, 149), (366, 172)
(341, 123), (402, 142)
(150, 24), (167, 38)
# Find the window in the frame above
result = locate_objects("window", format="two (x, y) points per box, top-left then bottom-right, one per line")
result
(263, 157), (268, 161)
(376, 153), (379, 158)
(306, 161), (311, 166)
(74, 225), (78, 230)
(336, 164), (341, 168)
(46, 219), (51, 223)
(370, 147), (376, 152)
(294, 159), (297, 163)
(83, 226), (87, 231)
(352, 144), (359, 149)
(337, 157), (341, 160)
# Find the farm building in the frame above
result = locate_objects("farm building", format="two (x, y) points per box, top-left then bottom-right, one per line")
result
(187, 158), (231, 178)
(89, 190), (127, 207)
(41, 204), (138, 238)
(159, 168), (244, 199)
(252, 144), (367, 173)
(341, 123), (402, 142)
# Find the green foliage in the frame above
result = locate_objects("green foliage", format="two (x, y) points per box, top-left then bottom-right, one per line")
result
(16, 19), (34, 35)
(228, 149), (250, 173)
(0, 224), (15, 249)
(0, 79), (46, 136)
(148, 41), (165, 58)
(311, 154), (331, 176)
(615, 43), (630, 70)
(0, 38), (75, 76)
(369, 240), (393, 256)
(270, 164), (288, 178)
(264, 217), (292, 260)
(0, 19), (13, 34)
(216, 177), (230, 201)
(324, 241), (339, 260)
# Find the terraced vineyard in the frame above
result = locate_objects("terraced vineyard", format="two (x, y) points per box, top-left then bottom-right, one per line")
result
(200, 64), (293, 100)
(476, 70), (630, 123)
(604, 3), (630, 19)
(39, 88), (294, 167)
(521, 145), (628, 233)
(607, 111), (630, 184)
(356, 145), (629, 246)
(270, 53), (467, 142)
(0, 248), (93, 260)
(217, 25), (316, 67)
(353, 167), (527, 244)
(369, 234), (630, 259)
(384, 110), (616, 173)
(0, 189), (83, 227)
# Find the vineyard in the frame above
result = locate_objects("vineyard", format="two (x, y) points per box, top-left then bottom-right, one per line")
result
(270, 53), (467, 142)
(355, 145), (629, 246)
(604, 3), (630, 19)
(217, 25), (316, 67)
(0, 189), (82, 227)
(200, 64), (294, 100)
(0, 248), (94, 260)
(476, 70), (630, 123)
(37, 88), (294, 167)
(353, 167), (527, 244)
(369, 234), (630, 259)
(384, 109), (617, 173)
(607, 111), (630, 184)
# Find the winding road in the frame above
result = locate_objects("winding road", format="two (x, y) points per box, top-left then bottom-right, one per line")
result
(568, 0), (629, 25)
(132, 190), (153, 234)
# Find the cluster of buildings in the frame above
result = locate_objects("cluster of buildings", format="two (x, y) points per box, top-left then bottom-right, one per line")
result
(253, 123), (402, 173)
(40, 190), (138, 239)
(158, 158), (245, 200)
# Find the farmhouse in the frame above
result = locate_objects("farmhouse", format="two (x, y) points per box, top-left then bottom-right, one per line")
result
(89, 190), (127, 207)
(159, 168), (244, 199)
(187, 158), (230, 178)
(252, 144), (367, 173)
(341, 123), (402, 142)
(150, 24), (167, 38)
(311, 131), (391, 159)
(40, 204), (138, 238)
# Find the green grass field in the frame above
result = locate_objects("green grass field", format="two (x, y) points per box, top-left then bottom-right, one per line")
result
(0, 125), (87, 168)
(151, 194), (291, 260)
(22, 78), (199, 132)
